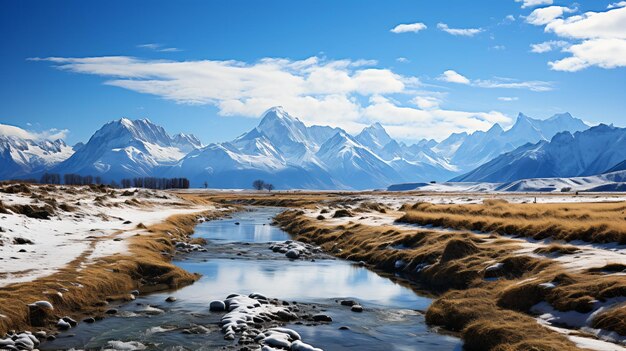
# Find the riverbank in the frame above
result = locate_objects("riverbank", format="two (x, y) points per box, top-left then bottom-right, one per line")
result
(0, 184), (234, 338)
(263, 194), (626, 351)
(40, 206), (460, 351)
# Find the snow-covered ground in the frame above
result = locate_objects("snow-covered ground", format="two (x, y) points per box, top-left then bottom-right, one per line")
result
(388, 169), (626, 193)
(300, 195), (626, 351)
(0, 185), (210, 287)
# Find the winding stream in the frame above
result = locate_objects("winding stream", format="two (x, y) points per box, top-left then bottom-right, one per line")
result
(43, 207), (461, 350)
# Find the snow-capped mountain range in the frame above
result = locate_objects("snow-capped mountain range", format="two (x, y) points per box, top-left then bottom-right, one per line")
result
(0, 132), (74, 180)
(433, 112), (589, 172)
(2, 107), (622, 190)
(453, 123), (626, 183)
(47, 118), (203, 181)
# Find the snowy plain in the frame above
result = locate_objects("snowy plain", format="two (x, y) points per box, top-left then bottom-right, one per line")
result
(0, 186), (208, 287)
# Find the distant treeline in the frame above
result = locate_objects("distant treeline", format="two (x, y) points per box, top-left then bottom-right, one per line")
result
(38, 173), (189, 189)
(120, 177), (190, 189)
(40, 173), (102, 185)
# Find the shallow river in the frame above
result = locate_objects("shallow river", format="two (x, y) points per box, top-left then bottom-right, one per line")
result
(43, 207), (461, 350)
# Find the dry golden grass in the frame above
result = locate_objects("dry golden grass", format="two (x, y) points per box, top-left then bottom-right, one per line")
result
(173, 190), (394, 209)
(176, 191), (341, 208)
(534, 244), (581, 255)
(274, 208), (626, 350)
(0, 208), (229, 335)
(398, 201), (626, 244)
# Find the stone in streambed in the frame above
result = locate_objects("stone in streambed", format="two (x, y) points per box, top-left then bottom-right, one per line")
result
(62, 316), (78, 327)
(312, 314), (332, 322)
(351, 305), (363, 312)
(56, 318), (71, 330)
(209, 300), (226, 311)
(285, 249), (300, 259)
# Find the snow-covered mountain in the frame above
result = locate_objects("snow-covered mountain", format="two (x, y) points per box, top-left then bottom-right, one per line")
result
(0, 107), (602, 189)
(389, 169), (626, 193)
(434, 112), (589, 172)
(0, 124), (74, 179)
(166, 107), (460, 189)
(453, 124), (626, 183)
(50, 118), (202, 180)
(166, 108), (340, 189)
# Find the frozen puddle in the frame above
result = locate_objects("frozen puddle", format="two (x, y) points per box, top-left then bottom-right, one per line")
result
(42, 207), (461, 350)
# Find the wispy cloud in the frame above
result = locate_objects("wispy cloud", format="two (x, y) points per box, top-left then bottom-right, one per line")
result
(475, 78), (553, 92)
(515, 0), (552, 8)
(498, 96), (519, 101)
(396, 57), (410, 63)
(390, 22), (427, 34)
(438, 70), (553, 91)
(30, 55), (512, 140)
(530, 40), (569, 53)
(137, 43), (181, 52)
(0, 123), (68, 140)
(437, 23), (483, 36)
(607, 1), (626, 9)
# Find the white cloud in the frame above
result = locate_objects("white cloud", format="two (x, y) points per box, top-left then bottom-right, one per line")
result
(544, 6), (626, 39)
(438, 71), (552, 91)
(474, 78), (553, 91)
(411, 96), (441, 110)
(491, 45), (506, 50)
(549, 38), (626, 71)
(504, 15), (516, 22)
(438, 70), (471, 84)
(515, 0), (553, 9)
(363, 96), (511, 140)
(437, 23), (483, 37)
(526, 6), (576, 26)
(528, 5), (626, 71)
(607, 1), (626, 9)
(31, 55), (513, 141)
(137, 43), (181, 52)
(396, 57), (410, 63)
(0, 123), (68, 141)
(390, 22), (427, 34)
(498, 96), (519, 101)
(530, 40), (570, 53)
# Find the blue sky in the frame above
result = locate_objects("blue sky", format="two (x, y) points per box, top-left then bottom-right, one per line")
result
(1, 0), (625, 144)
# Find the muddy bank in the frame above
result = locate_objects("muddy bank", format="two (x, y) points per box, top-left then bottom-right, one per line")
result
(274, 209), (625, 351)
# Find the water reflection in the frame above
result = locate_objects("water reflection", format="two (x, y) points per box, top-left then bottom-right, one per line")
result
(176, 259), (430, 310)
(42, 207), (460, 351)
(196, 208), (288, 243)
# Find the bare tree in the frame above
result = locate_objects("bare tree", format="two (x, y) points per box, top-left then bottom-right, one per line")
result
(264, 183), (275, 192)
(252, 179), (265, 190)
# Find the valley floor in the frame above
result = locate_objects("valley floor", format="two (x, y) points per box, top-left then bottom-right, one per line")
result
(0, 183), (234, 337)
(197, 190), (626, 351)
(1, 186), (625, 350)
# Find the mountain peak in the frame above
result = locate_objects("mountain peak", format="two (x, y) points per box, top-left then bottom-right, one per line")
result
(370, 122), (384, 129)
(487, 123), (504, 134)
(260, 106), (293, 121)
(119, 117), (134, 128)
(548, 112), (573, 121)
(356, 122), (392, 151)
(515, 112), (533, 123)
